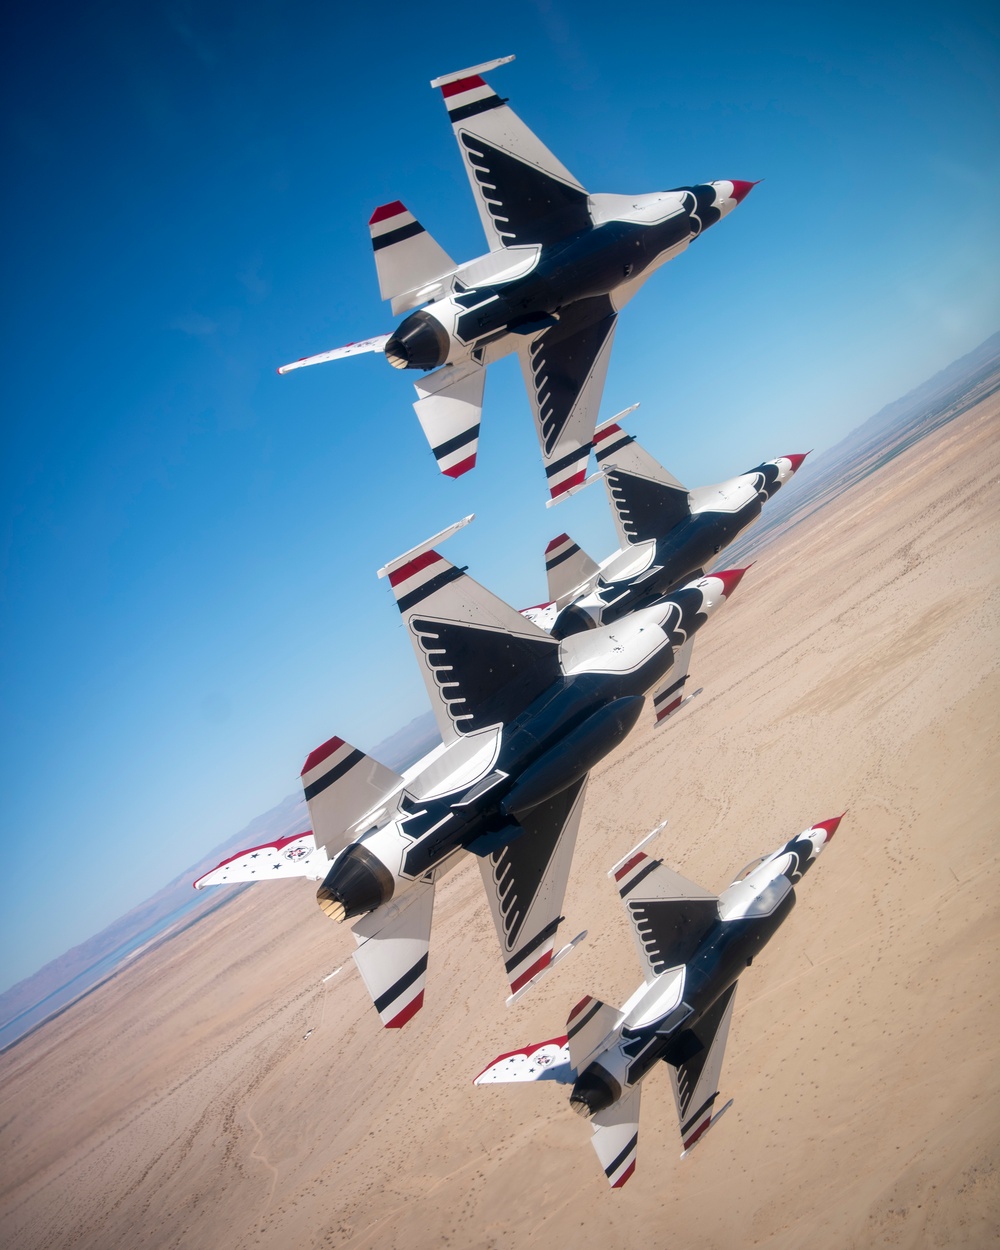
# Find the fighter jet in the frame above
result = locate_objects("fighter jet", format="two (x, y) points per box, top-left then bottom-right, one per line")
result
(525, 411), (807, 641)
(195, 517), (749, 1027)
(278, 55), (757, 503)
(475, 814), (843, 1187)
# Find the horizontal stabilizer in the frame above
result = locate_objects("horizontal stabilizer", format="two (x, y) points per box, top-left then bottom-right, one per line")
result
(369, 201), (456, 315)
(277, 335), (390, 374)
(473, 1037), (574, 1085)
(301, 736), (403, 858)
(566, 994), (624, 1073)
(381, 528), (561, 744)
(544, 533), (599, 605)
(593, 419), (690, 546)
(651, 635), (697, 727)
(613, 846), (719, 984)
(193, 830), (327, 888)
(351, 881), (435, 1028)
(413, 361), (485, 479)
(591, 1084), (642, 1188)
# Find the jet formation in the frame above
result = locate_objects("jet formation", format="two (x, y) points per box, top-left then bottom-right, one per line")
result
(192, 53), (841, 1187)
(521, 409), (807, 642)
(197, 518), (749, 1026)
(278, 55), (756, 503)
(475, 816), (843, 1186)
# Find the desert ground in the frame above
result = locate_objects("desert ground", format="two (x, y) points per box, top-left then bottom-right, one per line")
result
(1, 392), (998, 1250)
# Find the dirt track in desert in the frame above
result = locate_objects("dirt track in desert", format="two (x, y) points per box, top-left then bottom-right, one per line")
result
(2, 393), (998, 1250)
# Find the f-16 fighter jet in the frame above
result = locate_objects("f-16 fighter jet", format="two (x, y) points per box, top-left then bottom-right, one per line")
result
(527, 413), (807, 639)
(195, 517), (749, 1027)
(278, 55), (756, 503)
(475, 815), (843, 1187)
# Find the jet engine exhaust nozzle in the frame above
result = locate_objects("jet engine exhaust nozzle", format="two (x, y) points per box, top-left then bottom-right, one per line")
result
(570, 1064), (620, 1118)
(384, 310), (451, 371)
(316, 843), (395, 922)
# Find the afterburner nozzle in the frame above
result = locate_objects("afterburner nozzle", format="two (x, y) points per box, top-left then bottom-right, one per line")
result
(316, 891), (347, 923)
(569, 1064), (619, 1118)
(384, 309), (450, 371)
(316, 844), (394, 922)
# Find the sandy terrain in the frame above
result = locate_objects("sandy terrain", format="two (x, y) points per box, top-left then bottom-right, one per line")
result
(2, 393), (998, 1250)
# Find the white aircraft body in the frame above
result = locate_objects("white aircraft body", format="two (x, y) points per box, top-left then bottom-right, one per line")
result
(475, 816), (842, 1186)
(279, 56), (756, 503)
(195, 518), (749, 1028)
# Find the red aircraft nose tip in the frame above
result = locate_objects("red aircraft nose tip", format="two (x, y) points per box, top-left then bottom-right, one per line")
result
(728, 180), (759, 203)
(713, 566), (752, 597)
(813, 813), (846, 841)
(783, 452), (811, 473)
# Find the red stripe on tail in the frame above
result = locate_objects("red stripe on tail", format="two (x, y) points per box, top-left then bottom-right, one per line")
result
(385, 991), (424, 1029)
(301, 735), (346, 775)
(612, 1160), (636, 1188)
(442, 453), (477, 479)
(369, 201), (407, 224)
(441, 74), (486, 98)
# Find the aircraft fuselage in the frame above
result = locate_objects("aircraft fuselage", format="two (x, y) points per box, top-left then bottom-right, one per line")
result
(317, 576), (735, 920)
(570, 825), (836, 1116)
(384, 184), (731, 372)
(551, 459), (797, 639)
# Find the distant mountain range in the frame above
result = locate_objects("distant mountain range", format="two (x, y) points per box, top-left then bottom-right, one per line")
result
(3, 331), (997, 1051)
(726, 329), (1000, 564)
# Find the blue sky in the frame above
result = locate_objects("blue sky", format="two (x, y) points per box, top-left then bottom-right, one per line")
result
(2, 0), (997, 993)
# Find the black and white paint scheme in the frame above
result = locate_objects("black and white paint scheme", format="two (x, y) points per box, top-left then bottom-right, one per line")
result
(195, 517), (748, 1028)
(525, 414), (807, 651)
(475, 816), (843, 1187)
(278, 55), (756, 503)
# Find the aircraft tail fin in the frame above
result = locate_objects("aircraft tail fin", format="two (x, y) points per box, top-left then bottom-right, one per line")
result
(593, 416), (691, 546)
(300, 736), (403, 858)
(369, 201), (456, 315)
(193, 830), (328, 889)
(544, 533), (599, 605)
(474, 1037), (575, 1085)
(566, 995), (624, 1073)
